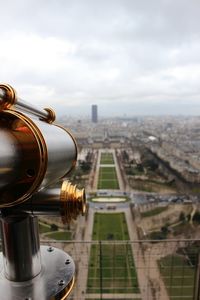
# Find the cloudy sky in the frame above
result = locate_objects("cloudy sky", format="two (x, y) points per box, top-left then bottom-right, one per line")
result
(1, 0), (200, 117)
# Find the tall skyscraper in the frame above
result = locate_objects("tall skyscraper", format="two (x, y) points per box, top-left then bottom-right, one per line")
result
(91, 104), (98, 123)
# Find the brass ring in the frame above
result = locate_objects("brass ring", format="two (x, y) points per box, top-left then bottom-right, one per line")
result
(0, 83), (17, 110)
(59, 277), (75, 300)
(60, 181), (86, 223)
(0, 110), (48, 207)
(44, 107), (56, 123)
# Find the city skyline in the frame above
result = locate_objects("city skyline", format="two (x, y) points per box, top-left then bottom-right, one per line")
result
(1, 1), (200, 117)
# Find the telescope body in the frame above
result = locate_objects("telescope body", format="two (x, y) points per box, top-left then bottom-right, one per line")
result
(0, 84), (86, 299)
(0, 109), (77, 207)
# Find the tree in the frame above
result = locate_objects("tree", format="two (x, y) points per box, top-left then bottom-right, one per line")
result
(51, 223), (58, 231)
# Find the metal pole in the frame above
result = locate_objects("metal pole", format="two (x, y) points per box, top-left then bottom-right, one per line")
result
(0, 211), (75, 299)
(194, 252), (200, 300)
(99, 240), (103, 300)
(0, 84), (55, 122)
(0, 212), (41, 281)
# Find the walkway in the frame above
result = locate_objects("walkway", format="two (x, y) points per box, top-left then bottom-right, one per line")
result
(73, 209), (94, 300)
(85, 293), (141, 299)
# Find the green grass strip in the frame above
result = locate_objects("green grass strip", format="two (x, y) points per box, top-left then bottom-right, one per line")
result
(87, 213), (139, 294)
(100, 153), (115, 164)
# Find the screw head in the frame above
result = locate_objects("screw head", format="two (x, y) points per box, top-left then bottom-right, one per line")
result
(65, 259), (70, 265)
(47, 246), (54, 252)
(58, 280), (65, 286)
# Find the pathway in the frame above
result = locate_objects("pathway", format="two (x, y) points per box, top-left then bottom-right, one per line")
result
(125, 208), (169, 300)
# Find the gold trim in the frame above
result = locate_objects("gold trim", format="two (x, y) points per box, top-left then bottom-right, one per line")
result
(0, 83), (17, 110)
(60, 277), (75, 300)
(60, 181), (86, 223)
(49, 276), (75, 300)
(12, 110), (48, 204)
(0, 110), (48, 207)
(44, 107), (56, 123)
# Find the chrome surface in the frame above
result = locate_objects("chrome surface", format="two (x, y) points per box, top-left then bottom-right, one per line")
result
(0, 84), (54, 122)
(0, 130), (20, 189)
(0, 213), (41, 281)
(14, 181), (86, 222)
(0, 87), (6, 102)
(0, 84), (16, 110)
(0, 84), (80, 299)
(0, 246), (75, 300)
(0, 110), (77, 206)
(16, 97), (51, 121)
(0, 111), (45, 206)
(33, 118), (77, 189)
(16, 188), (62, 216)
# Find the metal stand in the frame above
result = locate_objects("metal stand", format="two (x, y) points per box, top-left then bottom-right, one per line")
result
(0, 212), (75, 300)
(0, 84), (86, 299)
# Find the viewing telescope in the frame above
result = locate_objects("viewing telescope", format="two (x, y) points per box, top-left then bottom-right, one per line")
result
(0, 84), (86, 299)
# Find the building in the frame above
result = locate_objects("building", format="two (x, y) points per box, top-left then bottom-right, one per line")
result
(91, 104), (98, 123)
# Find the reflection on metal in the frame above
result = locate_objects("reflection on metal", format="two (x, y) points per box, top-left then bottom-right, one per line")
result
(0, 106), (77, 206)
(0, 83), (55, 122)
(0, 245), (75, 300)
(60, 180), (86, 223)
(1, 213), (41, 281)
(0, 84), (85, 299)
(0, 83), (16, 110)
(14, 181), (86, 223)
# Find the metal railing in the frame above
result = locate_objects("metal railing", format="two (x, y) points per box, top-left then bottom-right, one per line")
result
(40, 239), (200, 300)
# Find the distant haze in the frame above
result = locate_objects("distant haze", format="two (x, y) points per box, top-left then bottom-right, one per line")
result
(1, 0), (200, 117)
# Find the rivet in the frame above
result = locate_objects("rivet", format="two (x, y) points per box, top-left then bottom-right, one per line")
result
(58, 280), (65, 286)
(65, 259), (70, 265)
(47, 246), (53, 252)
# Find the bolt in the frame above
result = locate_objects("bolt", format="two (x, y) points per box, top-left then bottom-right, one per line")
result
(65, 259), (70, 265)
(47, 246), (54, 252)
(58, 280), (65, 286)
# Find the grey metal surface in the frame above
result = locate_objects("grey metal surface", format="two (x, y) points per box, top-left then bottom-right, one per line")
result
(15, 98), (49, 121)
(33, 118), (77, 188)
(13, 182), (86, 223)
(15, 188), (62, 216)
(0, 130), (20, 189)
(0, 213), (41, 281)
(0, 87), (6, 103)
(0, 85), (49, 120)
(0, 111), (77, 205)
(0, 246), (75, 300)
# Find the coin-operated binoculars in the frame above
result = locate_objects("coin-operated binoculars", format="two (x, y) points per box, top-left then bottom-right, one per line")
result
(0, 84), (86, 300)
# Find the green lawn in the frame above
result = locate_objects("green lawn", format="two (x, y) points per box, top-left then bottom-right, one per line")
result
(98, 167), (119, 189)
(39, 222), (51, 234)
(92, 213), (129, 240)
(45, 231), (71, 240)
(141, 206), (168, 218)
(87, 213), (139, 294)
(100, 153), (115, 165)
(159, 255), (196, 300)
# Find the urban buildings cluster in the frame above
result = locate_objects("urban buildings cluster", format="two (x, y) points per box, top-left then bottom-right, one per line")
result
(60, 112), (200, 184)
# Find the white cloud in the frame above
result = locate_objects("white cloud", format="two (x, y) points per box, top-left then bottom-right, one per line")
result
(0, 0), (200, 116)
